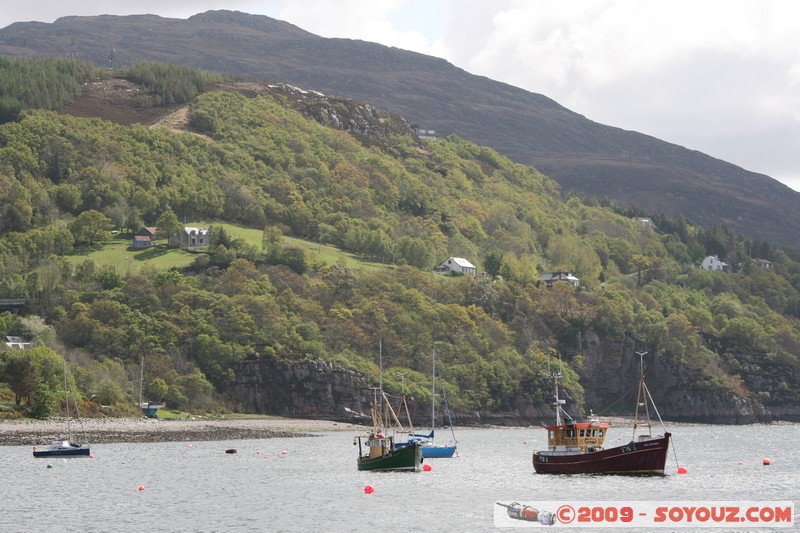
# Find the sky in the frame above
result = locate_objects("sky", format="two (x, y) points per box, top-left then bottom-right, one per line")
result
(2, 1), (800, 191)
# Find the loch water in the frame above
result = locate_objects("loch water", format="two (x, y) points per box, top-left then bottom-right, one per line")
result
(1, 424), (797, 532)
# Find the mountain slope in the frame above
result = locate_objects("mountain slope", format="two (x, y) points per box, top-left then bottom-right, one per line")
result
(1, 10), (799, 248)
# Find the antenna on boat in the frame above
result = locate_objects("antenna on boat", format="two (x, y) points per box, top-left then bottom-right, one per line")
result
(546, 352), (571, 426)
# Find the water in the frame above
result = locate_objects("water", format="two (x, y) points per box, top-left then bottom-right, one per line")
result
(1, 425), (797, 532)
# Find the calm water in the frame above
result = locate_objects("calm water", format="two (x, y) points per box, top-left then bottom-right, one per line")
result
(1, 424), (797, 532)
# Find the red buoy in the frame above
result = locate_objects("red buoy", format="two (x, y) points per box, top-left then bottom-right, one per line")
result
(423, 463), (432, 472)
(281, 450), (287, 455)
(523, 441), (528, 445)
(138, 485), (145, 491)
(364, 485), (375, 494)
(89, 454), (94, 458)
(763, 458), (771, 465)
(677, 466), (688, 474)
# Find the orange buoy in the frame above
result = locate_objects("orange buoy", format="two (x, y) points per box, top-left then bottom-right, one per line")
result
(138, 485), (145, 491)
(763, 458), (771, 465)
(364, 485), (375, 494)
(423, 463), (432, 472)
(677, 466), (688, 474)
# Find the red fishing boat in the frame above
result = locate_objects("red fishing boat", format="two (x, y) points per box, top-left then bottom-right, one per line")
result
(532, 352), (671, 475)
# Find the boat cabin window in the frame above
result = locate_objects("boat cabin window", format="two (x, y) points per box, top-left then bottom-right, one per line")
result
(591, 429), (597, 437)
(579, 429), (585, 437)
(599, 429), (604, 437)
(566, 429), (575, 438)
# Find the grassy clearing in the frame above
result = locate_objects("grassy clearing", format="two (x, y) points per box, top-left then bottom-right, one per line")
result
(65, 235), (195, 273)
(199, 222), (391, 271)
(63, 224), (390, 274)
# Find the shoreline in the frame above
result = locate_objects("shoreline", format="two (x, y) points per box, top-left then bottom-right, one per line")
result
(0, 416), (367, 446)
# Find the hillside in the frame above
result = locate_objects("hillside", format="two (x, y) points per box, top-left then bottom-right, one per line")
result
(2, 10), (800, 250)
(1, 62), (800, 425)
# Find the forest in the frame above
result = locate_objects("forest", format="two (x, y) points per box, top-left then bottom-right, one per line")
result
(1, 58), (799, 421)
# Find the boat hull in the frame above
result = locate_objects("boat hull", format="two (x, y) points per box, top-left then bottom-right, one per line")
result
(33, 444), (91, 458)
(533, 433), (670, 475)
(358, 442), (422, 472)
(421, 445), (457, 458)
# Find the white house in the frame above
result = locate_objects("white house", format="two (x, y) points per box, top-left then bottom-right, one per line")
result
(5, 336), (31, 350)
(540, 271), (580, 288)
(700, 255), (728, 271)
(434, 257), (476, 276)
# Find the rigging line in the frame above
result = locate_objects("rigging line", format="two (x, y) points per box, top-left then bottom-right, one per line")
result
(437, 365), (457, 444)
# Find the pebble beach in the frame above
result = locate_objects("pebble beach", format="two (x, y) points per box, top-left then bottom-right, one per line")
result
(0, 417), (365, 446)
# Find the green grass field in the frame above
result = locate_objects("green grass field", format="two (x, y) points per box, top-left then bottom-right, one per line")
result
(64, 223), (389, 274)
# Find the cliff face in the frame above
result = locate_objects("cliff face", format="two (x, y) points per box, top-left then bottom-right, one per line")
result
(233, 330), (792, 426)
(578, 331), (772, 424)
(233, 359), (373, 423)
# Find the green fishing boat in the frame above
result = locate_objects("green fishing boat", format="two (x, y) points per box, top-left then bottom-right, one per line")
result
(355, 432), (422, 471)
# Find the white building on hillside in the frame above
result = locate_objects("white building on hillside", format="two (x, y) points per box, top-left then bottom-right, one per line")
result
(700, 255), (728, 271)
(434, 257), (476, 276)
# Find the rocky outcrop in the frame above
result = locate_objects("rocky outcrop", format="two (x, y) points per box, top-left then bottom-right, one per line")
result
(577, 330), (772, 424)
(234, 359), (373, 422)
(233, 331), (792, 426)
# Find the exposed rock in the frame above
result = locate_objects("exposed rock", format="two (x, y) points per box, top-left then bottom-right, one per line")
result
(234, 359), (373, 422)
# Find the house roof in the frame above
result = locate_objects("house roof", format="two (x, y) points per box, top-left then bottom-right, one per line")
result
(184, 227), (209, 234)
(540, 271), (579, 281)
(134, 235), (151, 242)
(448, 257), (475, 268)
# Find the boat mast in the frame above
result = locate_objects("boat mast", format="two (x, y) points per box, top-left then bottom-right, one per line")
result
(63, 361), (71, 439)
(431, 345), (436, 436)
(633, 350), (653, 438)
(139, 356), (144, 407)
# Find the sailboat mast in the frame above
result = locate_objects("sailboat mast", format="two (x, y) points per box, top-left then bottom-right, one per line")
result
(431, 346), (436, 434)
(139, 356), (144, 407)
(63, 362), (72, 438)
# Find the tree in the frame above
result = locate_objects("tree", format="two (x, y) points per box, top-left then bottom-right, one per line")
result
(1, 350), (37, 405)
(482, 250), (503, 279)
(155, 209), (182, 246)
(150, 377), (169, 401)
(69, 209), (112, 245)
(262, 225), (284, 258)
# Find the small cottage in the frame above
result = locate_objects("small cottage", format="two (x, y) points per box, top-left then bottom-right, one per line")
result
(752, 258), (773, 269)
(434, 257), (477, 276)
(700, 256), (728, 271)
(132, 235), (152, 249)
(540, 271), (580, 288)
(5, 336), (31, 350)
(138, 227), (158, 239)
